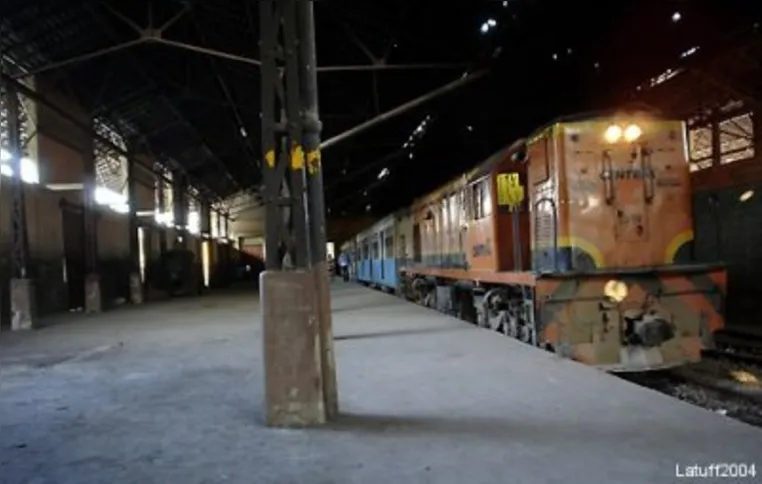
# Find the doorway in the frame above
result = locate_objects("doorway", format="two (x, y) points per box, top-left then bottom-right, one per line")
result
(61, 202), (86, 310)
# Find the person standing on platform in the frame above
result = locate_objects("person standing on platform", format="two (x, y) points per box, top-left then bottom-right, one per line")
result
(338, 251), (349, 281)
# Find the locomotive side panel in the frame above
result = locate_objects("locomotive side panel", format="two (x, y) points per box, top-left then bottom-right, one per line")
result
(395, 211), (414, 267)
(527, 128), (562, 273)
(464, 176), (499, 272)
(410, 177), (474, 271)
(415, 199), (440, 267)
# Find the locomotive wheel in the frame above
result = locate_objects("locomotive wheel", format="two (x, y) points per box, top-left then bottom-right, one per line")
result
(488, 314), (506, 334)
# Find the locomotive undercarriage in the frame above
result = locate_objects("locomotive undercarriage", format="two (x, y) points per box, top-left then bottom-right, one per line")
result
(403, 274), (540, 348)
(400, 268), (721, 372)
(474, 287), (537, 345)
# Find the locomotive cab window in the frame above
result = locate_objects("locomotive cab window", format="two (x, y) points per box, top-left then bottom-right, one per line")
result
(441, 198), (448, 232)
(458, 189), (467, 226)
(482, 181), (493, 217)
(448, 194), (458, 229)
(471, 178), (493, 219)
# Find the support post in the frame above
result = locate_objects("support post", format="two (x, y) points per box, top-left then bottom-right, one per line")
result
(711, 108), (721, 168)
(215, 209), (223, 240)
(83, 119), (101, 315)
(200, 200), (212, 290)
(200, 200), (212, 236)
(223, 213), (230, 241)
(259, 0), (337, 427)
(126, 152), (143, 304)
(298, 0), (338, 419)
(173, 171), (187, 248)
(4, 82), (35, 330)
(156, 173), (168, 254)
(212, 208), (222, 285)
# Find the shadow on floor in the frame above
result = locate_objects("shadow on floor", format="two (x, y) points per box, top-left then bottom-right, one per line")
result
(332, 299), (408, 314)
(334, 325), (469, 341)
(326, 412), (719, 448)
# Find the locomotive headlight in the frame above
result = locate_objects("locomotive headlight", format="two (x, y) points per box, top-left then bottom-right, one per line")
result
(603, 279), (628, 303)
(604, 124), (622, 143)
(624, 124), (643, 142)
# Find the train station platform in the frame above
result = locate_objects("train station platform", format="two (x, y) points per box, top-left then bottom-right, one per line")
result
(1, 282), (760, 484)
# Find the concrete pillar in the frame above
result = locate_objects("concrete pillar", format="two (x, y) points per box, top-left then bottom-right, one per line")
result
(128, 272), (143, 304)
(261, 270), (326, 426)
(313, 264), (338, 419)
(11, 279), (35, 330)
(85, 273), (102, 314)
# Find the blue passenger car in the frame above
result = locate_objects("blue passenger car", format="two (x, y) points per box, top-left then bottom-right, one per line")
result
(354, 214), (399, 292)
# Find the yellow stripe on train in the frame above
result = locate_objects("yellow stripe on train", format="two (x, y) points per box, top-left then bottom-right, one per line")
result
(665, 229), (694, 264)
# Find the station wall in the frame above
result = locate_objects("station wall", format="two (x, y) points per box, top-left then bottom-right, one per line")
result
(0, 82), (243, 329)
(691, 154), (762, 326)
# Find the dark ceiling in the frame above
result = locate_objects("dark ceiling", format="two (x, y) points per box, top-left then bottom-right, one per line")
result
(1, 0), (761, 217)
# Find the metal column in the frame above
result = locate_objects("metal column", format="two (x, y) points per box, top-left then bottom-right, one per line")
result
(5, 83), (29, 279)
(298, 0), (338, 420)
(156, 174), (167, 254)
(200, 201), (212, 236)
(83, 119), (101, 314)
(172, 171), (187, 247)
(214, 210), (222, 238)
(127, 153), (139, 268)
(4, 80), (35, 330)
(260, 0), (308, 270)
(259, 0), (337, 427)
(126, 152), (143, 304)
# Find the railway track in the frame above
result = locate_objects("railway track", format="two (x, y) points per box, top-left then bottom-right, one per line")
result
(698, 328), (762, 369)
(708, 329), (762, 361)
(621, 331), (762, 428)
(620, 366), (762, 428)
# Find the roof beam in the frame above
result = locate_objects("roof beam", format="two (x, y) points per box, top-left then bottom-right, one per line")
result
(316, 63), (467, 73)
(152, 37), (262, 67)
(329, 20), (465, 73)
(12, 38), (147, 80)
(320, 70), (488, 150)
(11, 11), (465, 80)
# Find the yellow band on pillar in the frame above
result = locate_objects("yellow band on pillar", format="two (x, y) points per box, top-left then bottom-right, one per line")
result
(291, 144), (305, 170)
(265, 150), (275, 168)
(307, 150), (321, 174)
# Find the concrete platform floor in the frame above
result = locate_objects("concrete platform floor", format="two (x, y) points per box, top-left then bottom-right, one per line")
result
(1, 283), (760, 484)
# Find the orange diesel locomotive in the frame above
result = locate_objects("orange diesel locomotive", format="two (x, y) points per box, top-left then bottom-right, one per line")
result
(400, 110), (726, 371)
